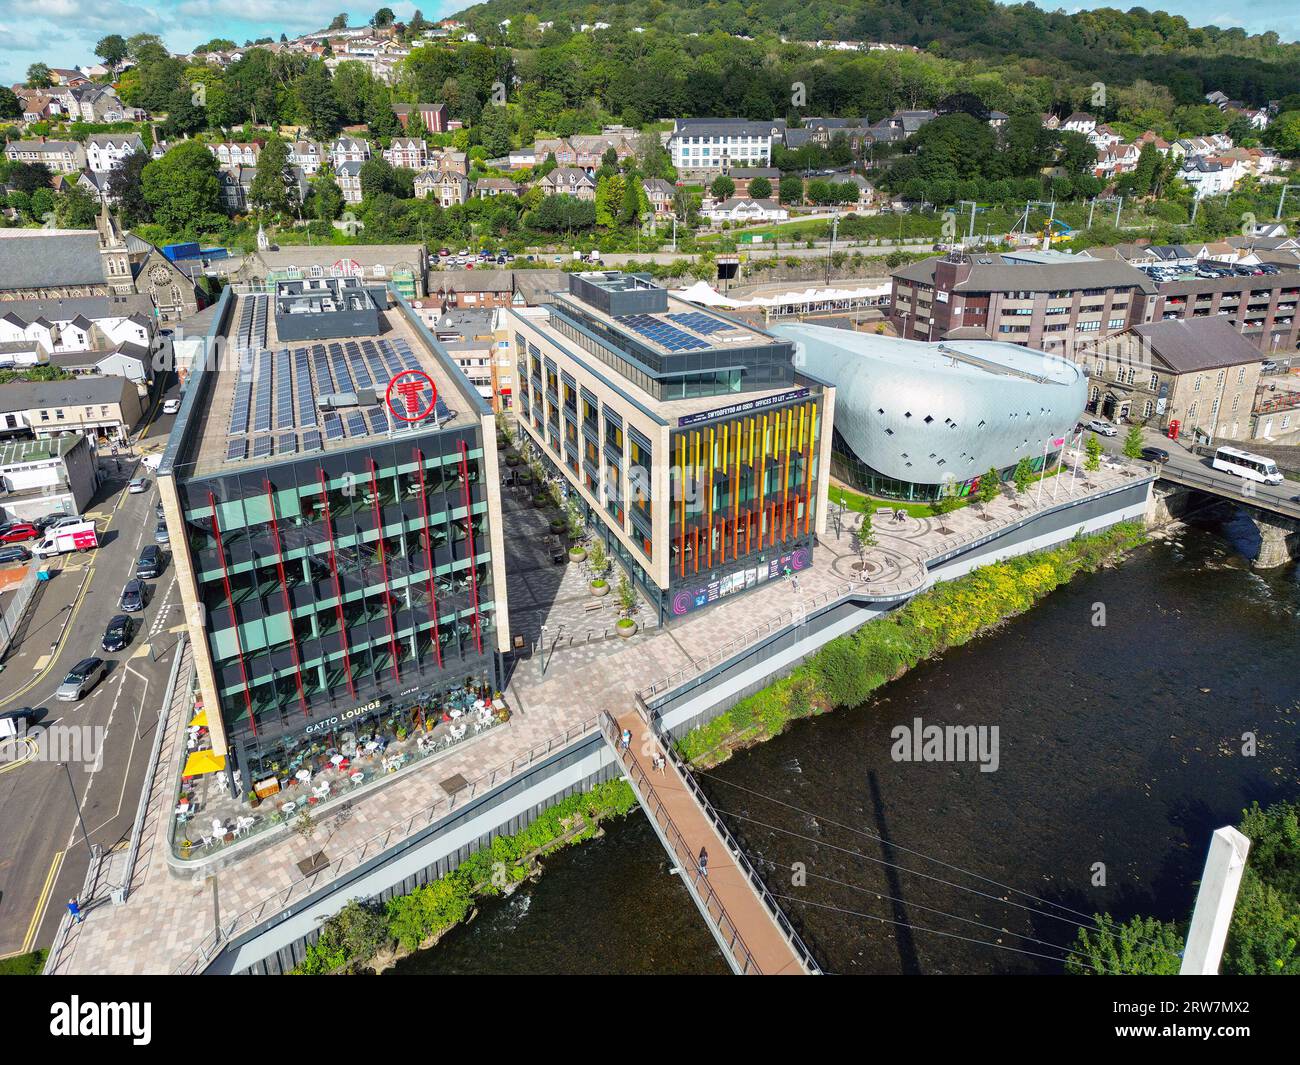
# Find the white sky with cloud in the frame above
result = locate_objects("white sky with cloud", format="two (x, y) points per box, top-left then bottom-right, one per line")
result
(0, 1), (456, 84)
(2, 2), (1298, 88)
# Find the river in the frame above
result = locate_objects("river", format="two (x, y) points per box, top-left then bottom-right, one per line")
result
(395, 516), (1300, 975)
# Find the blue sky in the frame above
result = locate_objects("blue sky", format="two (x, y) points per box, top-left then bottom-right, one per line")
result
(1, 2), (1298, 88)
(0, 2), (456, 85)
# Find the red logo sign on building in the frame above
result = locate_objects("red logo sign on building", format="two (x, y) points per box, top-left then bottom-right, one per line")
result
(385, 370), (438, 423)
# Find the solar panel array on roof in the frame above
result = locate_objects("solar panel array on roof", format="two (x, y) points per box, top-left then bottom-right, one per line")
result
(614, 313), (710, 351)
(219, 296), (458, 464)
(667, 311), (732, 335)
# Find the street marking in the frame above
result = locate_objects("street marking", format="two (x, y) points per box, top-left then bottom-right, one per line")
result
(0, 735), (38, 774)
(20, 849), (64, 955)
(32, 655), (50, 672)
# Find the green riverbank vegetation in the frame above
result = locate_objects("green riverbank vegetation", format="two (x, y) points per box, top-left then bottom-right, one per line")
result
(1067, 798), (1300, 975)
(676, 521), (1148, 768)
(291, 780), (637, 974)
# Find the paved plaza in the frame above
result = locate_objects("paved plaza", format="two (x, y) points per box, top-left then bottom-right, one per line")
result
(48, 455), (1142, 974)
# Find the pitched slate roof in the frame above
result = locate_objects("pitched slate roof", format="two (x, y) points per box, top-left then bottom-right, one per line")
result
(0, 232), (105, 290)
(1130, 317), (1264, 373)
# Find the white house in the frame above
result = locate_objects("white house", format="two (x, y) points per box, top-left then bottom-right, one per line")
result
(330, 136), (371, 166)
(1061, 112), (1097, 136)
(703, 197), (788, 223)
(288, 140), (326, 175)
(85, 133), (144, 174)
(668, 118), (780, 172)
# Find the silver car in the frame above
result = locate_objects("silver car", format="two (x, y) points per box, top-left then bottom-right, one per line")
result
(56, 657), (108, 701)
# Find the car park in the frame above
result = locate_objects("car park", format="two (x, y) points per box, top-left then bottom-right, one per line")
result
(56, 658), (108, 701)
(0, 545), (31, 564)
(128, 477), (149, 494)
(136, 545), (165, 579)
(102, 614), (134, 652)
(119, 578), (147, 612)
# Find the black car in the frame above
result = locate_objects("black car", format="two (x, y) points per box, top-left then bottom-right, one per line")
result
(136, 545), (165, 580)
(102, 614), (134, 652)
(119, 578), (147, 612)
(0, 705), (38, 735)
(1140, 446), (1171, 463)
(0, 545), (31, 564)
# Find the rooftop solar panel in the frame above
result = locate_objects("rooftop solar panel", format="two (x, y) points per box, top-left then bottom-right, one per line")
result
(276, 433), (297, 456)
(668, 311), (731, 335)
(251, 434), (274, 459)
(301, 430), (322, 452)
(323, 413), (345, 441)
(226, 439), (247, 461)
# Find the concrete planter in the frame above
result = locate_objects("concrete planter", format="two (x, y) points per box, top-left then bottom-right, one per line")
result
(616, 619), (637, 638)
(590, 580), (609, 596)
(569, 547), (587, 562)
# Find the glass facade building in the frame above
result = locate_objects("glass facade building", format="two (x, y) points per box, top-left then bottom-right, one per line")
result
(511, 273), (834, 622)
(158, 286), (507, 788)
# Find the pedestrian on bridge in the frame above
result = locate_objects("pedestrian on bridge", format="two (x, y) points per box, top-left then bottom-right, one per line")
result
(697, 847), (709, 878)
(620, 728), (632, 752)
(67, 898), (83, 924)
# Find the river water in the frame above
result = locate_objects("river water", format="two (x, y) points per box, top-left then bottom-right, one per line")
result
(396, 517), (1300, 975)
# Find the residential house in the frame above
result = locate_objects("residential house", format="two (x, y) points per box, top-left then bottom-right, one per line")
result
(539, 167), (597, 201)
(383, 136), (427, 170)
(642, 177), (676, 218)
(727, 168), (780, 196)
(668, 118), (781, 172)
(415, 169), (469, 206)
(475, 177), (521, 198)
(330, 136), (371, 166)
(4, 138), (86, 172)
(703, 197), (789, 223)
(288, 140), (326, 175)
(208, 141), (261, 170)
(1061, 112), (1097, 136)
(0, 375), (143, 446)
(533, 138), (578, 167)
(335, 160), (364, 204)
(85, 133), (144, 174)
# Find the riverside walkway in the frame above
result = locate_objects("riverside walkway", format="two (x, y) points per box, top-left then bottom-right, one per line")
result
(602, 706), (818, 975)
(46, 456), (1145, 976)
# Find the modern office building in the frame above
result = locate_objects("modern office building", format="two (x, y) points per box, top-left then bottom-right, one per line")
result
(157, 280), (509, 792)
(510, 272), (834, 621)
(889, 250), (1157, 352)
(774, 322), (1086, 501)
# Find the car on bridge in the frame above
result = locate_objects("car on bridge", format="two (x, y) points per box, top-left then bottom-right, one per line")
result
(1140, 446), (1170, 463)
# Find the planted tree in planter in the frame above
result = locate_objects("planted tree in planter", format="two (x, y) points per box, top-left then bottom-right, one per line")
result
(852, 511), (875, 562)
(1122, 422), (1144, 461)
(615, 573), (638, 636)
(588, 540), (609, 595)
(566, 498), (587, 559)
(1012, 457), (1033, 498)
(930, 492), (957, 533)
(1084, 435), (1103, 476)
(977, 466), (1001, 518)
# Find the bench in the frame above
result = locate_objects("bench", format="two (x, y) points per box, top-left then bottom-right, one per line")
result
(583, 600), (604, 613)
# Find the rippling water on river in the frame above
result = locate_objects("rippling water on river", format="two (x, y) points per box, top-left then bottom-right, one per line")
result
(396, 518), (1300, 975)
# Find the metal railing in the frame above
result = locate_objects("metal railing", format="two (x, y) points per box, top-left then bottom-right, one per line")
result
(170, 713), (602, 975)
(120, 636), (187, 902)
(42, 844), (103, 976)
(605, 706), (819, 975)
(0, 563), (41, 660)
(1157, 463), (1300, 519)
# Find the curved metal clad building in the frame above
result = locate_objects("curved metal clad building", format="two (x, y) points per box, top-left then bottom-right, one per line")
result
(772, 322), (1088, 500)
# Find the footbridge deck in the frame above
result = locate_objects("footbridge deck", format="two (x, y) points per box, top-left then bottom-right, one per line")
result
(600, 707), (819, 975)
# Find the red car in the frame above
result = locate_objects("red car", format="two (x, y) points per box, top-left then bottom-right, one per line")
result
(0, 523), (39, 543)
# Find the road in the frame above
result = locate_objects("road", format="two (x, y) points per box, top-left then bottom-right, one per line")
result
(1094, 423), (1300, 518)
(0, 380), (185, 961)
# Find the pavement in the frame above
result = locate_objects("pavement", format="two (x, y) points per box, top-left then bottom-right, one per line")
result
(0, 379), (184, 961)
(46, 452), (1140, 975)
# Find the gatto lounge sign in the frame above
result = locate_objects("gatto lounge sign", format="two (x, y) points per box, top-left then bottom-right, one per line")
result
(303, 697), (388, 735)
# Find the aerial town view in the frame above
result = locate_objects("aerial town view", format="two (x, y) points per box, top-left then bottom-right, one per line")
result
(0, 0), (1296, 1032)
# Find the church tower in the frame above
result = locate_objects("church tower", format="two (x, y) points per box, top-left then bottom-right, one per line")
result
(96, 200), (134, 296)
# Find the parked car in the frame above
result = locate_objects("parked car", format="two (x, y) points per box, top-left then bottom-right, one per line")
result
(155, 502), (165, 521)
(102, 614), (134, 653)
(136, 545), (165, 580)
(0, 545), (31, 564)
(1083, 418), (1118, 437)
(154, 521), (170, 545)
(128, 477), (149, 494)
(1140, 446), (1170, 463)
(0, 523), (39, 543)
(1262, 360), (1278, 372)
(119, 578), (147, 612)
(56, 658), (108, 702)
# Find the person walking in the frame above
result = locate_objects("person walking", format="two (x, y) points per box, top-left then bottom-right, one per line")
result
(620, 728), (632, 752)
(697, 847), (709, 878)
(67, 898), (83, 924)
(656, 753), (666, 775)
(791, 573), (801, 593)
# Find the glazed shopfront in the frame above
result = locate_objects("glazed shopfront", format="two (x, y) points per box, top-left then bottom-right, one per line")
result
(174, 424), (502, 794)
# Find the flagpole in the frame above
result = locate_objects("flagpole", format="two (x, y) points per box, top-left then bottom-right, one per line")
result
(1036, 440), (1048, 508)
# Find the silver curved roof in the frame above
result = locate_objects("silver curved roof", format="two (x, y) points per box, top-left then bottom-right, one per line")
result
(773, 323), (1087, 486)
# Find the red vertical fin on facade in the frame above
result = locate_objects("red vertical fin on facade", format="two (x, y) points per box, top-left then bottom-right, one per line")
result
(369, 459), (401, 682)
(264, 480), (308, 717)
(414, 448), (443, 668)
(459, 441), (483, 654)
(209, 491), (255, 736)
(317, 468), (356, 698)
